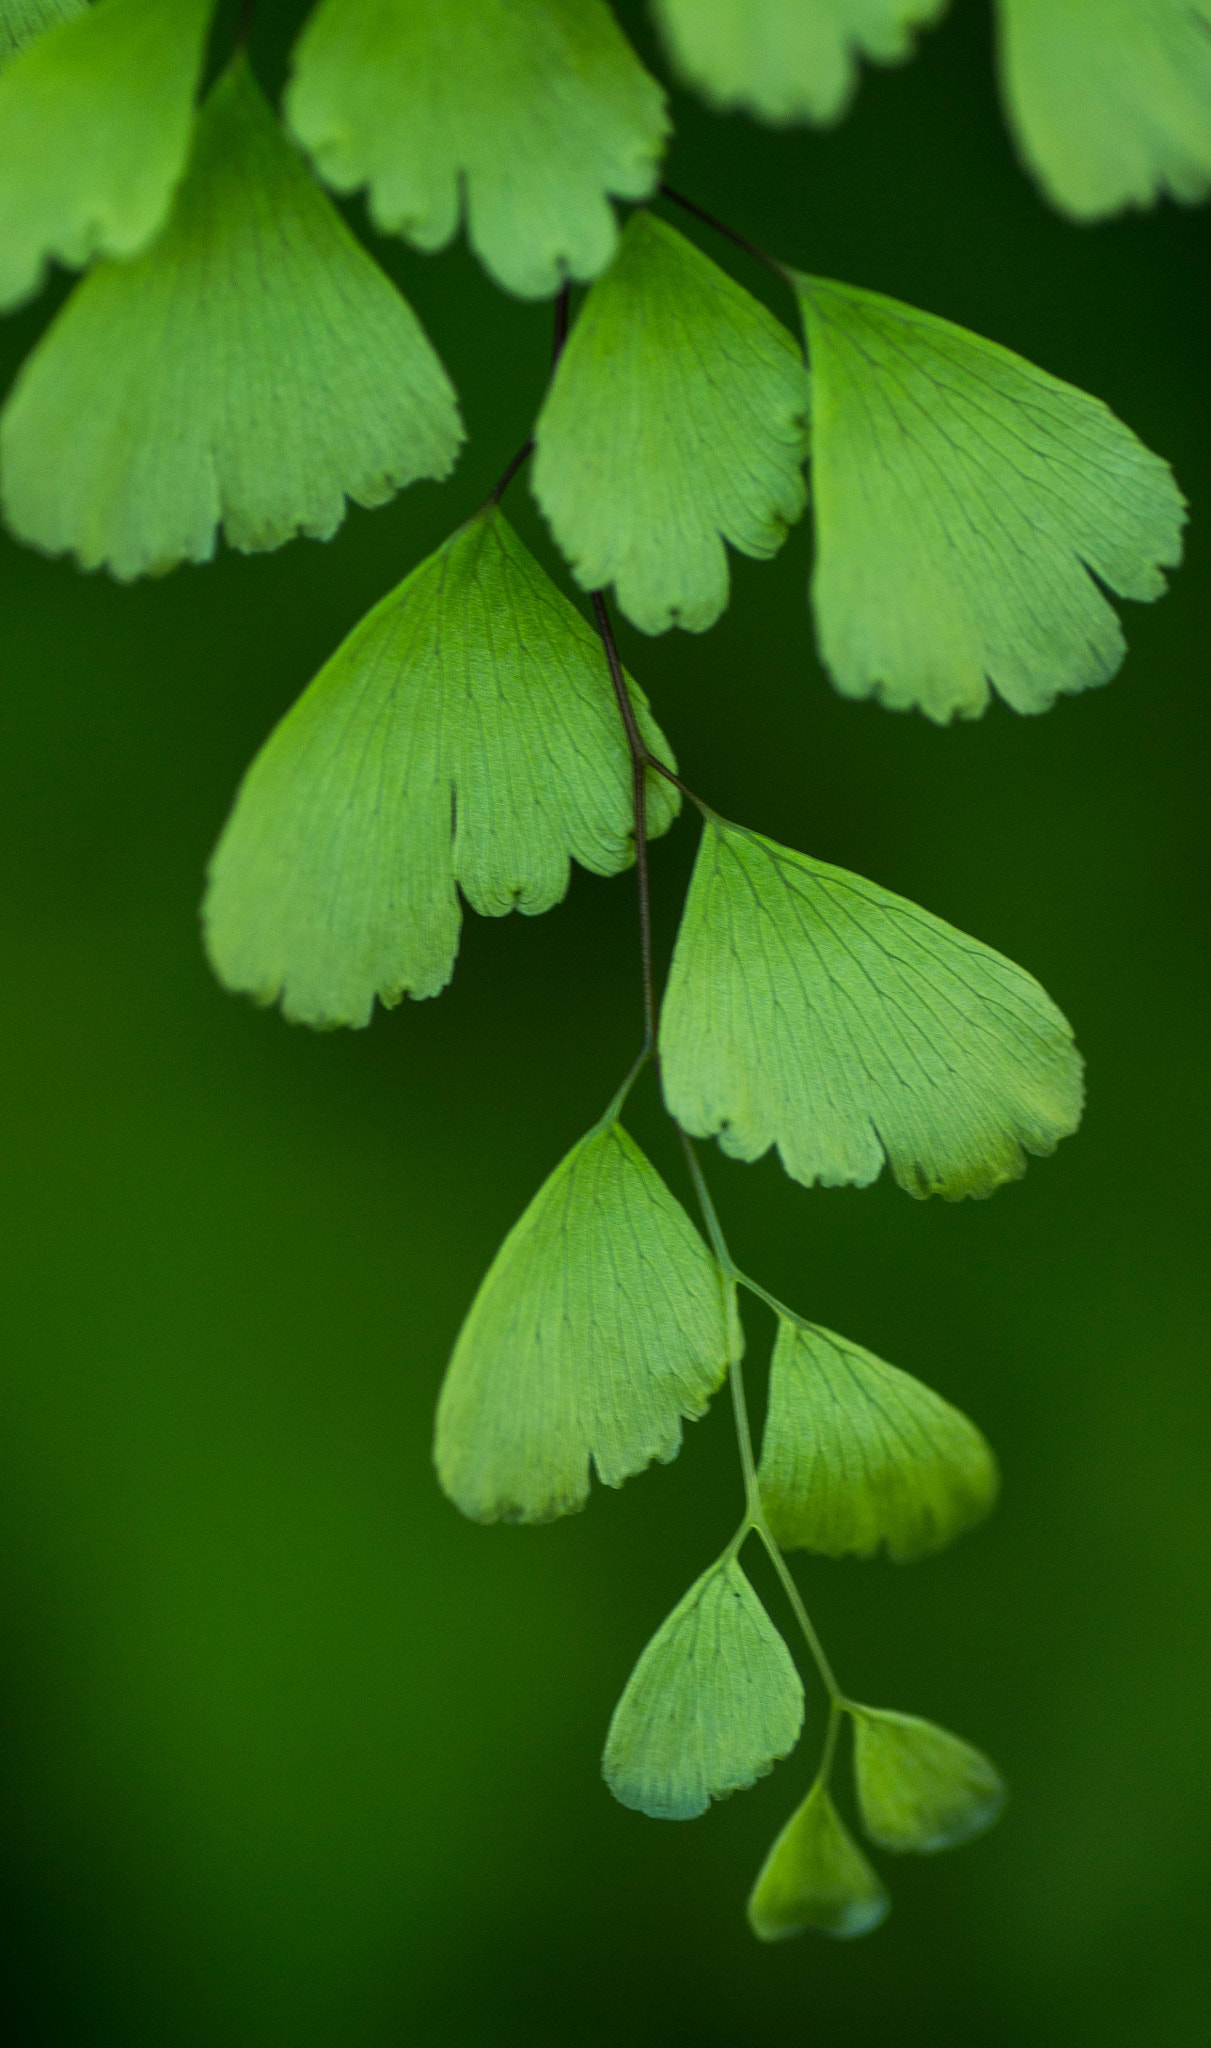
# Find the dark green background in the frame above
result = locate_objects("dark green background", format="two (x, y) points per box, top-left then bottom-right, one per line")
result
(2, 2), (1208, 2041)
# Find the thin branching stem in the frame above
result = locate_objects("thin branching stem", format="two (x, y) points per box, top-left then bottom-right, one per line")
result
(659, 183), (788, 283)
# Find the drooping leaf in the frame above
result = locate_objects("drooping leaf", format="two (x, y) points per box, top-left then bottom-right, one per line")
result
(603, 1554), (804, 1818)
(852, 1706), (1006, 1852)
(998, 0), (1211, 220)
(747, 1781), (889, 1940)
(0, 0), (83, 69)
(651, 0), (947, 126)
(532, 210), (810, 634)
(434, 1121), (729, 1524)
(204, 506), (679, 1029)
(660, 814), (1084, 1200)
(0, 0), (215, 309)
(758, 1318), (998, 1560)
(0, 55), (462, 579)
(792, 271), (1185, 721)
(287, 0), (668, 298)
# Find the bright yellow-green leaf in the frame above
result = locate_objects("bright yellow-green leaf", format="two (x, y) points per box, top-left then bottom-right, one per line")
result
(0, 55), (462, 579)
(660, 814), (1084, 1200)
(999, 0), (1211, 220)
(793, 271), (1185, 721)
(758, 1318), (998, 1560)
(652, 0), (947, 125)
(748, 1781), (889, 1940)
(204, 507), (679, 1029)
(0, 0), (214, 309)
(532, 211), (809, 634)
(287, 0), (668, 298)
(0, 0), (83, 68)
(434, 1121), (729, 1524)
(852, 1706), (1006, 1851)
(603, 1554), (804, 1818)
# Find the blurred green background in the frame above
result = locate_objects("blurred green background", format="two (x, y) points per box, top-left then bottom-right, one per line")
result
(2, 2), (1209, 2042)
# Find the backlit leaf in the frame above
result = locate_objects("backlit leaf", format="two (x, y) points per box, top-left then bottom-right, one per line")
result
(660, 814), (1084, 1200)
(434, 1121), (729, 1523)
(603, 1554), (804, 1818)
(652, 0), (947, 125)
(759, 1318), (998, 1560)
(287, 0), (668, 298)
(999, 0), (1211, 220)
(204, 506), (679, 1029)
(0, 55), (462, 578)
(747, 1781), (889, 1940)
(793, 271), (1185, 721)
(852, 1706), (1006, 1851)
(532, 210), (809, 634)
(0, 0), (214, 309)
(0, 0), (83, 69)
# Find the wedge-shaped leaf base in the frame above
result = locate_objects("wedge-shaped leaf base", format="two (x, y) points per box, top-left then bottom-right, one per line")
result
(748, 1782), (889, 1941)
(661, 815), (1084, 1199)
(759, 1319), (998, 1560)
(0, 0), (83, 69)
(793, 272), (1185, 720)
(288, 0), (668, 298)
(204, 507), (679, 1028)
(999, 0), (1211, 220)
(0, 0), (214, 308)
(653, 0), (946, 125)
(853, 1706), (1005, 1853)
(533, 211), (809, 634)
(0, 54), (462, 578)
(434, 1120), (729, 1523)
(603, 1554), (804, 1818)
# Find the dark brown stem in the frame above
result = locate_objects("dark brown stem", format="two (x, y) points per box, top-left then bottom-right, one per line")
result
(234, 0), (257, 50)
(659, 183), (787, 282)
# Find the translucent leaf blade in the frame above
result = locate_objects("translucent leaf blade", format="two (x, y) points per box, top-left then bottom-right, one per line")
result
(793, 271), (1185, 721)
(434, 1122), (729, 1524)
(652, 0), (947, 126)
(203, 507), (679, 1028)
(0, 54), (462, 580)
(759, 1319), (998, 1560)
(0, 0), (83, 69)
(852, 1706), (1006, 1852)
(660, 815), (1084, 1200)
(999, 0), (1211, 220)
(0, 0), (215, 309)
(748, 1782), (889, 1940)
(287, 0), (668, 298)
(603, 1555), (804, 1818)
(532, 211), (810, 634)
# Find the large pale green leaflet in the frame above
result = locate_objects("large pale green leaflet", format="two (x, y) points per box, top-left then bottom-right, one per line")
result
(792, 272), (1185, 721)
(999, 0), (1211, 220)
(748, 1782), (889, 1940)
(651, 0), (948, 125)
(852, 1707), (1005, 1852)
(0, 0), (215, 309)
(758, 1319), (997, 1559)
(602, 1555), (804, 1818)
(434, 1121), (729, 1523)
(204, 507), (679, 1029)
(532, 211), (810, 635)
(287, 0), (668, 298)
(0, 0), (83, 69)
(0, 55), (462, 579)
(660, 814), (1084, 1199)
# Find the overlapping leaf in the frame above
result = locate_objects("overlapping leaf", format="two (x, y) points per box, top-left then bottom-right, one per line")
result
(204, 507), (679, 1029)
(603, 1554), (804, 1818)
(660, 815), (1084, 1200)
(0, 55), (462, 579)
(434, 1121), (729, 1523)
(999, 0), (1211, 220)
(758, 1319), (997, 1560)
(793, 272), (1185, 720)
(532, 211), (810, 634)
(852, 1707), (1005, 1852)
(748, 1781), (889, 1940)
(288, 0), (668, 298)
(0, 0), (215, 309)
(652, 0), (947, 125)
(0, 0), (82, 68)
